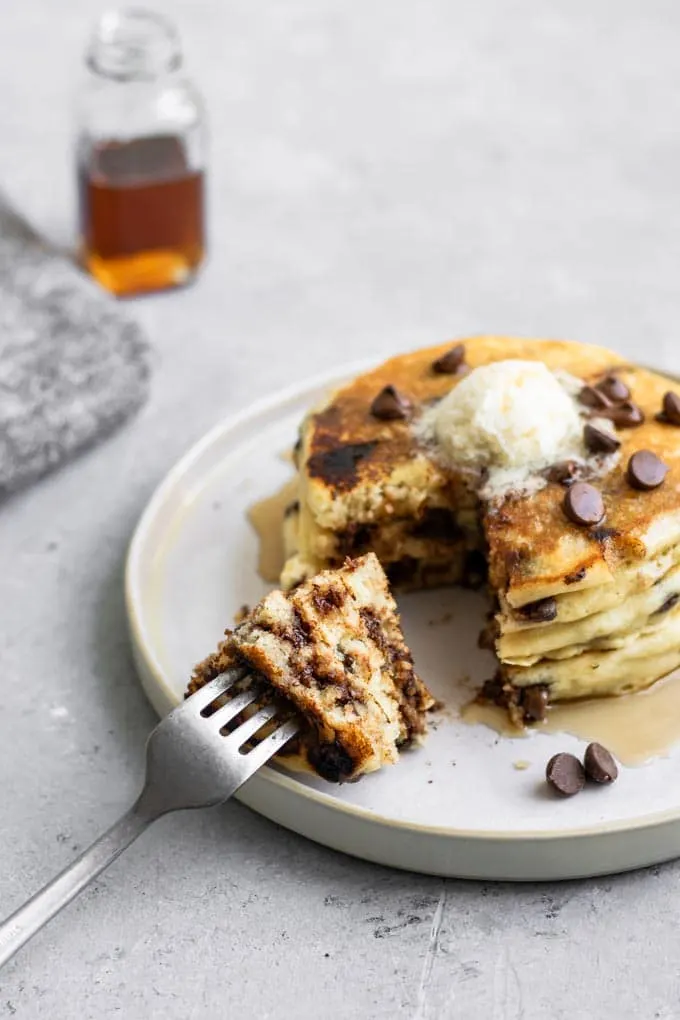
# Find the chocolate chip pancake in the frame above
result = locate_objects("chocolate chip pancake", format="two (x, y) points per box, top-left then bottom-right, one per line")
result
(282, 335), (680, 721)
(188, 554), (433, 782)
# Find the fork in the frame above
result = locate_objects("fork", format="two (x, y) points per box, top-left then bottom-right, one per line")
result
(0, 668), (299, 968)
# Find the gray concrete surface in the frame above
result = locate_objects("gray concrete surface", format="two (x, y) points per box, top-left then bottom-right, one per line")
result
(2, 1), (680, 1016)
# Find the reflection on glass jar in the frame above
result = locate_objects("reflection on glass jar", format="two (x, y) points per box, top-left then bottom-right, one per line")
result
(76, 9), (207, 296)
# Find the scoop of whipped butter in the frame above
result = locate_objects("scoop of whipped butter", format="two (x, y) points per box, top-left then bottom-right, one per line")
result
(418, 359), (609, 497)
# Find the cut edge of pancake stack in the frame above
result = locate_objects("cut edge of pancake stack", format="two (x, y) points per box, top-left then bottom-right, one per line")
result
(281, 335), (680, 725)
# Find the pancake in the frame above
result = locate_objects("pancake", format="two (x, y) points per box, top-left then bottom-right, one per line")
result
(188, 553), (433, 782)
(282, 335), (680, 721)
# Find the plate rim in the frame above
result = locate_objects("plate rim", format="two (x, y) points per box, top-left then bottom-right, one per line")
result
(124, 361), (680, 851)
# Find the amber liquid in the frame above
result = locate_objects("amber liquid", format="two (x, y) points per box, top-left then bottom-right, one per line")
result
(79, 135), (204, 296)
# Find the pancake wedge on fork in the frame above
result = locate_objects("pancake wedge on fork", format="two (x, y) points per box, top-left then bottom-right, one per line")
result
(188, 553), (433, 781)
(282, 335), (680, 722)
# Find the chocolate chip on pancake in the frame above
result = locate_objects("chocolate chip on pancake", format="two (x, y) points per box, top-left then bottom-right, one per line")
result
(657, 391), (680, 426)
(432, 343), (466, 375)
(518, 597), (557, 623)
(600, 401), (644, 428)
(546, 752), (585, 796)
(370, 384), (412, 421)
(545, 460), (581, 485)
(583, 423), (621, 454)
(412, 507), (462, 542)
(563, 482), (605, 527)
(522, 685), (550, 723)
(597, 375), (630, 403)
(654, 593), (679, 615)
(579, 385), (613, 410)
(583, 742), (618, 784)
(627, 449), (669, 491)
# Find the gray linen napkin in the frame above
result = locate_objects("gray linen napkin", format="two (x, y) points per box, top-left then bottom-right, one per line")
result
(0, 196), (150, 497)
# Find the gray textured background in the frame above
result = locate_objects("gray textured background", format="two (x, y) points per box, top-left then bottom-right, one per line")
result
(2, 1), (680, 1017)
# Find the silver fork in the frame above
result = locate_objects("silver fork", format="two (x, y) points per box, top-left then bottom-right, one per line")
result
(0, 669), (299, 969)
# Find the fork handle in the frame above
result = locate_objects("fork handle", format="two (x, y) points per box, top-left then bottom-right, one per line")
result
(0, 798), (156, 969)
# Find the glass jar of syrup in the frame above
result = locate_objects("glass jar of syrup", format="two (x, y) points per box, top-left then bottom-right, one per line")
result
(77, 9), (206, 296)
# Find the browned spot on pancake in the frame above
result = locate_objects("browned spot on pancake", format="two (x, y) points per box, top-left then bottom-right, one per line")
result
(307, 441), (379, 491)
(564, 567), (587, 585)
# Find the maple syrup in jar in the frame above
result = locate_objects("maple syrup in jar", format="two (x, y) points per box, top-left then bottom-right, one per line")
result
(77, 9), (206, 296)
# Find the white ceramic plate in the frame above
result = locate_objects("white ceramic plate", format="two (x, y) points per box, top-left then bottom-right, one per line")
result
(126, 365), (680, 880)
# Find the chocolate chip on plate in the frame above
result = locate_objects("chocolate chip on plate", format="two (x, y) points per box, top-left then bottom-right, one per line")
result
(370, 384), (411, 421)
(627, 449), (669, 491)
(432, 343), (466, 375)
(597, 375), (630, 404)
(601, 401), (645, 428)
(583, 423), (621, 455)
(583, 742), (619, 784)
(518, 597), (557, 623)
(660, 391), (680, 426)
(563, 482), (605, 527)
(546, 752), (585, 796)
(579, 385), (613, 410)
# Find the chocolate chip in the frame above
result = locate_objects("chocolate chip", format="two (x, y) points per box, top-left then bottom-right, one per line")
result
(370, 384), (412, 421)
(522, 686), (550, 723)
(386, 556), (418, 587)
(661, 391), (680, 426)
(564, 567), (586, 585)
(583, 423), (621, 455)
(480, 676), (518, 709)
(627, 449), (669, 490)
(518, 597), (557, 623)
(583, 742), (618, 784)
(655, 593), (680, 615)
(462, 549), (488, 590)
(284, 500), (300, 518)
(412, 507), (462, 542)
(432, 343), (466, 374)
(599, 401), (645, 428)
(308, 740), (355, 783)
(579, 385), (613, 410)
(597, 375), (630, 403)
(545, 460), (581, 485)
(563, 482), (605, 527)
(546, 752), (585, 796)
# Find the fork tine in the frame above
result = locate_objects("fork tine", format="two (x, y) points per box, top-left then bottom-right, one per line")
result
(185, 668), (246, 714)
(242, 718), (300, 769)
(209, 687), (260, 729)
(226, 702), (280, 748)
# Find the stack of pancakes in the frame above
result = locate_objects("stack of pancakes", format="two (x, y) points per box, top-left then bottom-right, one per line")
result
(283, 336), (680, 721)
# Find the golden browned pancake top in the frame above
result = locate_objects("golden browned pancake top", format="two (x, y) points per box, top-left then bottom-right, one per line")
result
(303, 335), (680, 606)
